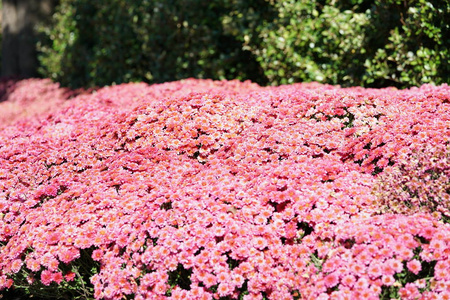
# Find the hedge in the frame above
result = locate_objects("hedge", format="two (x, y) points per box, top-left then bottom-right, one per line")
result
(37, 0), (449, 88)
(37, 0), (271, 88)
(234, 0), (450, 87)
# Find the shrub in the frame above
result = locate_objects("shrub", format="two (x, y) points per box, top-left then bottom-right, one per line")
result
(232, 0), (371, 86)
(363, 0), (450, 88)
(1, 78), (450, 299)
(234, 0), (450, 88)
(37, 0), (268, 88)
(38, 0), (449, 89)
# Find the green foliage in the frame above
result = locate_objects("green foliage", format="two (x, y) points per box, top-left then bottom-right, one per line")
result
(38, 0), (449, 88)
(233, 0), (372, 86)
(8, 248), (98, 300)
(38, 0), (268, 88)
(167, 264), (192, 293)
(232, 0), (450, 87)
(363, 0), (450, 87)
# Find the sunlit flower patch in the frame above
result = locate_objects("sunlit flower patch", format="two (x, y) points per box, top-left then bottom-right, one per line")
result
(0, 78), (449, 299)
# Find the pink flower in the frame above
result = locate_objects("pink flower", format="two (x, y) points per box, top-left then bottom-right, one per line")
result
(399, 283), (420, 299)
(58, 248), (80, 264)
(341, 274), (356, 287)
(53, 272), (63, 284)
(381, 275), (395, 286)
(44, 185), (58, 197)
(380, 261), (395, 276)
(254, 215), (267, 225)
(232, 273), (245, 288)
(243, 292), (263, 300)
(216, 271), (231, 284)
(213, 226), (226, 237)
(26, 258), (41, 272)
(10, 259), (22, 273)
(46, 232), (61, 245)
(421, 226), (436, 239)
(0, 275), (7, 289)
(387, 258), (403, 273)
(41, 269), (53, 286)
(203, 273), (217, 288)
(65, 272), (76, 282)
(430, 239), (446, 252)
(217, 282), (232, 297)
(415, 278), (427, 289)
(239, 262), (253, 275)
(2, 278), (13, 289)
(439, 290), (450, 300)
(26, 275), (35, 285)
(252, 237), (268, 250)
(354, 277), (369, 290)
(153, 282), (167, 295)
(406, 259), (422, 275)
(350, 262), (365, 276)
(92, 249), (103, 261)
(316, 293), (330, 300)
(324, 272), (339, 288)
(367, 261), (383, 279)
(399, 248), (414, 260)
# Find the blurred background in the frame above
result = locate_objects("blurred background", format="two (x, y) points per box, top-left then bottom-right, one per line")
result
(1, 0), (449, 89)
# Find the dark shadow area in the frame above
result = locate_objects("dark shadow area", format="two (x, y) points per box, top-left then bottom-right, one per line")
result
(1, 288), (47, 300)
(1, 0), (58, 78)
(37, 0), (274, 89)
(0, 76), (21, 103)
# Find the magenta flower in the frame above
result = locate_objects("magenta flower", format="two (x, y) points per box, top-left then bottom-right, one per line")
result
(40, 270), (53, 286)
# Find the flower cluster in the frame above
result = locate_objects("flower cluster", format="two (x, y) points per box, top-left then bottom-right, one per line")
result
(373, 142), (449, 219)
(0, 78), (76, 127)
(0, 78), (449, 299)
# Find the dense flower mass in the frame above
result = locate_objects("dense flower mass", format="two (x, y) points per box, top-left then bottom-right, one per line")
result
(0, 78), (83, 127)
(0, 78), (449, 299)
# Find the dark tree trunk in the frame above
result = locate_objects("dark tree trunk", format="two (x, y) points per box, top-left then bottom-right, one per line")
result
(1, 0), (56, 78)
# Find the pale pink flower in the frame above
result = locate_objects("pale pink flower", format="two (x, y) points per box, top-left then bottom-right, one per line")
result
(324, 272), (339, 288)
(217, 282), (232, 297)
(203, 273), (217, 288)
(387, 258), (403, 273)
(153, 282), (167, 295)
(367, 261), (383, 279)
(10, 259), (22, 273)
(252, 237), (268, 250)
(341, 274), (356, 287)
(406, 259), (422, 275)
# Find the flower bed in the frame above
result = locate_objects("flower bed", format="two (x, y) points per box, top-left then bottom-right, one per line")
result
(0, 78), (449, 299)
